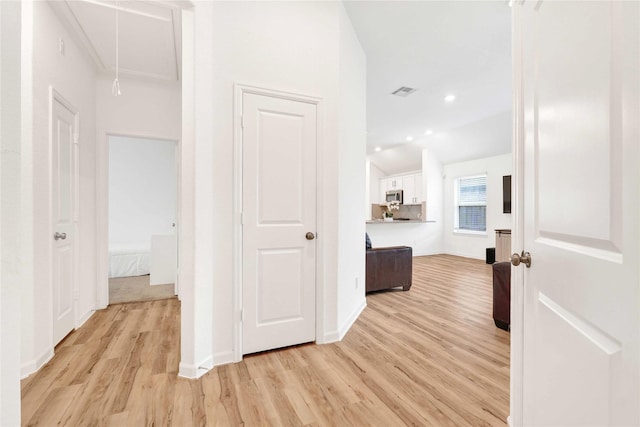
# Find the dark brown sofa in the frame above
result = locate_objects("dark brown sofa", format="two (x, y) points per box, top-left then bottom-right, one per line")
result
(492, 261), (511, 331)
(365, 234), (412, 293)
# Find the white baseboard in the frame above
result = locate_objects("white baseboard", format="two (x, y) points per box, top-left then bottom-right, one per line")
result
(76, 307), (95, 329)
(338, 298), (366, 340)
(178, 354), (213, 379)
(412, 249), (443, 257)
(320, 330), (340, 344)
(443, 250), (484, 261)
(212, 350), (235, 367)
(20, 347), (54, 379)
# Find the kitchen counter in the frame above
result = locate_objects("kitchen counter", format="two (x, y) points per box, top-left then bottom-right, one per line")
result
(366, 218), (441, 256)
(366, 219), (434, 224)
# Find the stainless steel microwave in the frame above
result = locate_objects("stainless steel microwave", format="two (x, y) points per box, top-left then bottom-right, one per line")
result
(386, 189), (403, 204)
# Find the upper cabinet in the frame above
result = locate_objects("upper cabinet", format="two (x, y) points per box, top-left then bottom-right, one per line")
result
(380, 176), (402, 200)
(380, 172), (422, 204)
(403, 173), (422, 204)
(388, 176), (403, 190)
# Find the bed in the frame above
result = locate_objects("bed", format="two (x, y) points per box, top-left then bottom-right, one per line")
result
(109, 243), (151, 278)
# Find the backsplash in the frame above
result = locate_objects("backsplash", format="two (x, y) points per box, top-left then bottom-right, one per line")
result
(371, 202), (426, 221)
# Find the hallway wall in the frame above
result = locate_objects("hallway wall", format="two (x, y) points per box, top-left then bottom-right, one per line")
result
(20, 0), (98, 377)
(178, 1), (367, 371)
(1, 1), (23, 424)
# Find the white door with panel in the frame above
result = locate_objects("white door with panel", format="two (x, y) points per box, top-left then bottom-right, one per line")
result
(517, 1), (639, 425)
(52, 97), (77, 345)
(242, 92), (317, 355)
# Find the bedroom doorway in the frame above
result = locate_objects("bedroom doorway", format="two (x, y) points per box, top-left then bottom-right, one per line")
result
(107, 135), (178, 304)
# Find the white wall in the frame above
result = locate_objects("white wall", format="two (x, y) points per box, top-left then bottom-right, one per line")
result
(368, 160), (385, 208)
(423, 149), (444, 224)
(422, 149), (444, 252)
(95, 75), (181, 139)
(366, 222), (444, 256)
(443, 153), (512, 259)
(0, 1), (22, 423)
(21, 0), (98, 377)
(336, 5), (367, 338)
(108, 136), (176, 249)
(194, 1), (365, 366)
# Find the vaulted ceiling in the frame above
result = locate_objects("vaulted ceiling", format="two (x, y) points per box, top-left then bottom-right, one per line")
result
(344, 1), (512, 173)
(50, 0), (512, 171)
(49, 0), (182, 82)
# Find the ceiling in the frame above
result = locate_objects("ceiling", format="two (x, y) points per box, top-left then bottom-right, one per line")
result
(50, 0), (511, 172)
(343, 1), (512, 173)
(49, 0), (182, 82)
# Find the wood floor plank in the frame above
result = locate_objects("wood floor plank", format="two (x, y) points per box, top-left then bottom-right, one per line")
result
(21, 254), (510, 426)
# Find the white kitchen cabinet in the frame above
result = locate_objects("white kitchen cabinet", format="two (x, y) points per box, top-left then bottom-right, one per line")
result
(380, 178), (390, 201)
(388, 176), (403, 190)
(415, 174), (422, 202)
(380, 176), (403, 199)
(380, 173), (423, 204)
(402, 173), (423, 204)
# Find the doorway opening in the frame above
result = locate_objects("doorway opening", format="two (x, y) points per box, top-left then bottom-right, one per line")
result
(107, 135), (178, 304)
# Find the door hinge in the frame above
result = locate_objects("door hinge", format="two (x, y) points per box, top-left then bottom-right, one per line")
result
(240, 115), (244, 129)
(240, 309), (244, 322)
(240, 212), (244, 225)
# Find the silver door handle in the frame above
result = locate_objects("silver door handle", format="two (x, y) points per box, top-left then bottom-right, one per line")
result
(511, 251), (532, 268)
(54, 232), (67, 240)
(305, 232), (316, 240)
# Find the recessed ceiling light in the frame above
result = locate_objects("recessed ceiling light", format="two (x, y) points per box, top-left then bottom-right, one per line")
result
(444, 94), (456, 102)
(374, 146), (381, 152)
(406, 136), (414, 142)
(425, 129), (433, 135)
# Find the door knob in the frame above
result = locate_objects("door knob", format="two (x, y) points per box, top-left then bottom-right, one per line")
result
(511, 251), (532, 268)
(305, 232), (316, 240)
(54, 232), (67, 240)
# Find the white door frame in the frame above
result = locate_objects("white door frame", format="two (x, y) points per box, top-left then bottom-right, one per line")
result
(232, 83), (325, 362)
(95, 131), (181, 307)
(49, 87), (80, 339)
(510, 3), (526, 425)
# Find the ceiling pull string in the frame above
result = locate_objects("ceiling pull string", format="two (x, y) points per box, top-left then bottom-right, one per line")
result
(111, 0), (121, 96)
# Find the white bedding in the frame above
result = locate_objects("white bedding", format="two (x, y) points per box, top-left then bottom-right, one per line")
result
(109, 243), (150, 278)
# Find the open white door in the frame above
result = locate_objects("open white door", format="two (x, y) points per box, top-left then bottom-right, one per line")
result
(241, 90), (317, 355)
(51, 96), (78, 346)
(515, 1), (639, 425)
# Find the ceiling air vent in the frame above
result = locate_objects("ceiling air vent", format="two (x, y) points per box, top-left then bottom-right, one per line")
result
(391, 86), (417, 97)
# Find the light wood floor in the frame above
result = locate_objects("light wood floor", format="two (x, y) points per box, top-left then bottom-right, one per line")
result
(109, 274), (176, 304)
(21, 254), (510, 426)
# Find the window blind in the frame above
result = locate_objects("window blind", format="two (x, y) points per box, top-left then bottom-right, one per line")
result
(456, 175), (487, 231)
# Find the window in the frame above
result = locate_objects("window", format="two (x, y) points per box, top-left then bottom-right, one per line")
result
(455, 174), (487, 233)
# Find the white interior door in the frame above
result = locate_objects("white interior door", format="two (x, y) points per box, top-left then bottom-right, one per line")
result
(517, 1), (639, 425)
(242, 91), (317, 355)
(52, 97), (77, 345)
